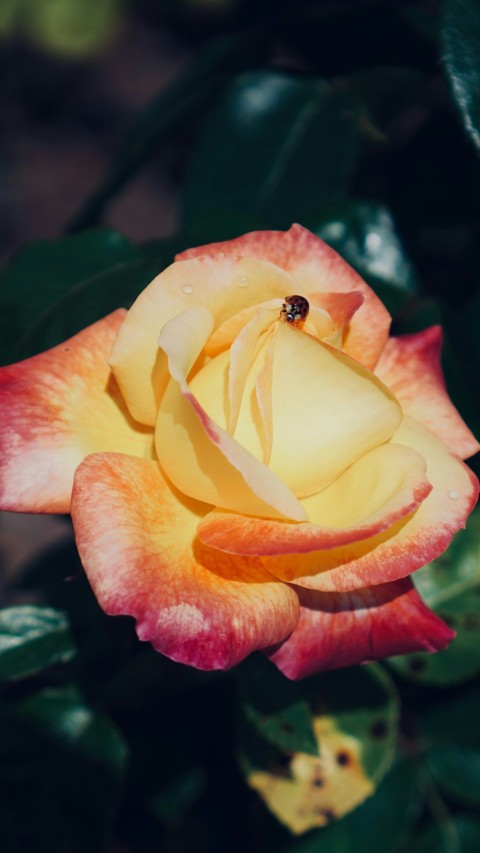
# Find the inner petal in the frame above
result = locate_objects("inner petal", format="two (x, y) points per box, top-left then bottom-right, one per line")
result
(228, 307), (278, 434)
(191, 321), (403, 499)
(268, 323), (403, 496)
(156, 309), (306, 521)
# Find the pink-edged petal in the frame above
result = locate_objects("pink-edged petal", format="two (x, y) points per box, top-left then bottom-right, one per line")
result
(177, 224), (390, 369)
(309, 290), (365, 330)
(109, 254), (300, 426)
(266, 578), (454, 679)
(156, 308), (307, 520)
(263, 419), (479, 592)
(0, 311), (154, 514)
(71, 453), (300, 671)
(197, 443), (431, 555)
(375, 326), (479, 460)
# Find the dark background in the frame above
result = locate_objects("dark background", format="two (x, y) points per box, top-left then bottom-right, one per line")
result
(1, 1), (480, 852)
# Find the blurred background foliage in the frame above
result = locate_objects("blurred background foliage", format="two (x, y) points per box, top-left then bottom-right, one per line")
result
(1, 0), (480, 850)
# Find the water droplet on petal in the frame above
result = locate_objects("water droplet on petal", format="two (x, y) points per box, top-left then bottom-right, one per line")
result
(235, 275), (249, 288)
(448, 489), (459, 500)
(182, 285), (194, 294)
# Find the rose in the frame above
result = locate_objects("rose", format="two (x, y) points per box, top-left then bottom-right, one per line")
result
(1, 225), (478, 678)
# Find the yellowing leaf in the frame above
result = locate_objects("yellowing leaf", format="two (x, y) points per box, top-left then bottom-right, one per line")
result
(247, 715), (374, 834)
(239, 664), (398, 834)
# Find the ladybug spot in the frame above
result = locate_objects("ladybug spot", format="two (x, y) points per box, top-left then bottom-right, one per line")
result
(336, 751), (351, 767)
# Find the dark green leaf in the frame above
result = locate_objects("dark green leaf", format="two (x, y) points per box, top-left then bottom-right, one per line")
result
(147, 766), (207, 826)
(422, 684), (480, 749)
(421, 686), (480, 810)
(13, 684), (127, 771)
(442, 0), (480, 153)
(68, 30), (268, 231)
(427, 745), (480, 808)
(389, 510), (480, 685)
(310, 201), (419, 315)
(183, 70), (362, 230)
(413, 817), (480, 853)
(0, 685), (127, 852)
(0, 228), (139, 364)
(0, 605), (75, 682)
(238, 654), (318, 757)
(14, 256), (160, 362)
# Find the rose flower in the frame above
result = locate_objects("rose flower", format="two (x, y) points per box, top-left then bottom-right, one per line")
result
(0, 226), (478, 678)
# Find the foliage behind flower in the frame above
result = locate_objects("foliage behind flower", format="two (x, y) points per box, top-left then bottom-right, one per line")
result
(1, 225), (478, 678)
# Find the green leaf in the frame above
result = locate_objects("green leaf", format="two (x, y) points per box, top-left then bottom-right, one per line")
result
(147, 766), (207, 827)
(239, 664), (398, 834)
(13, 255), (160, 362)
(238, 654), (319, 757)
(68, 29), (268, 231)
(413, 817), (480, 853)
(183, 70), (362, 230)
(442, 0), (480, 154)
(427, 745), (480, 809)
(0, 228), (140, 364)
(422, 684), (480, 748)
(0, 685), (127, 851)
(310, 201), (420, 315)
(13, 684), (127, 772)
(421, 686), (480, 810)
(389, 510), (480, 685)
(0, 606), (75, 682)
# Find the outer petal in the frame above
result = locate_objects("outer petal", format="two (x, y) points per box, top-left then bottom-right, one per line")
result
(0, 311), (153, 514)
(71, 453), (300, 671)
(262, 419), (479, 592)
(266, 579), (454, 679)
(109, 255), (300, 426)
(375, 326), (479, 460)
(197, 443), (432, 555)
(177, 224), (391, 369)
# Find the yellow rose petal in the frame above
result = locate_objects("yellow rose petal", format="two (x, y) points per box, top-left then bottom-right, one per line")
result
(156, 307), (307, 521)
(268, 323), (403, 496)
(109, 255), (300, 426)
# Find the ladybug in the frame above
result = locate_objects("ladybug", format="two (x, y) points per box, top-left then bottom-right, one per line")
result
(280, 295), (310, 325)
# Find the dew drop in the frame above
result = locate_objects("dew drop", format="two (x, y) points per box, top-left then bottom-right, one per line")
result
(182, 284), (194, 295)
(235, 275), (249, 288)
(448, 489), (459, 500)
